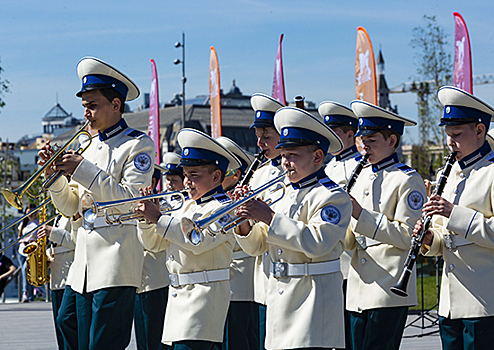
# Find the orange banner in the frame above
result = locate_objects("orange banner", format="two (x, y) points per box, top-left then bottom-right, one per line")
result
(355, 27), (377, 104)
(209, 46), (222, 138)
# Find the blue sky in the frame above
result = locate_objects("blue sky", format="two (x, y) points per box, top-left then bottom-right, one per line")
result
(1, 0), (494, 143)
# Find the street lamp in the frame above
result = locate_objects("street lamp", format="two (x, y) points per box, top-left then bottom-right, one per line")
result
(174, 32), (186, 130)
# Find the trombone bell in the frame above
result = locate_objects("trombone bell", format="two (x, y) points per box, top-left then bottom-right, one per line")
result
(2, 188), (23, 210)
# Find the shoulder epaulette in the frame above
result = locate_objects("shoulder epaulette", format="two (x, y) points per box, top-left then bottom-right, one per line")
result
(487, 154), (494, 163)
(213, 193), (232, 204)
(124, 128), (146, 139)
(394, 162), (416, 175)
(319, 177), (340, 191)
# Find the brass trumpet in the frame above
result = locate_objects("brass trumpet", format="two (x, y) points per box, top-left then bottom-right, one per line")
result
(182, 171), (288, 245)
(2, 121), (92, 210)
(81, 189), (188, 225)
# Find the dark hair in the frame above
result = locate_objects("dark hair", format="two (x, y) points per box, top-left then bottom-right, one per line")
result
(379, 130), (401, 149)
(20, 203), (37, 233)
(99, 88), (125, 114)
(205, 164), (226, 183)
(337, 125), (357, 135)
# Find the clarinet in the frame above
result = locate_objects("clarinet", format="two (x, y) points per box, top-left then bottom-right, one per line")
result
(343, 154), (369, 193)
(239, 150), (267, 187)
(390, 151), (457, 297)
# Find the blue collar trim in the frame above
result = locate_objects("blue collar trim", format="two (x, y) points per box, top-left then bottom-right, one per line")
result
(291, 167), (326, 190)
(458, 141), (492, 169)
(195, 185), (225, 205)
(336, 145), (359, 161)
(271, 155), (282, 167)
(98, 119), (128, 141)
(371, 153), (400, 173)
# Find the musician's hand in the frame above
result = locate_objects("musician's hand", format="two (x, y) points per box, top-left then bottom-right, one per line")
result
(37, 225), (53, 239)
(52, 150), (83, 176)
(413, 219), (433, 247)
(231, 185), (250, 201)
(236, 220), (252, 237)
(422, 194), (454, 218)
(424, 179), (432, 198)
(38, 140), (56, 176)
(235, 199), (274, 225)
(134, 187), (161, 224)
(348, 193), (362, 219)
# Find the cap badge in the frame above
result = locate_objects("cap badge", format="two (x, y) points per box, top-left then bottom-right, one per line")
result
(83, 77), (88, 84)
(184, 149), (189, 156)
(256, 111), (261, 118)
(359, 119), (363, 125)
(325, 116), (329, 122)
(283, 129), (289, 136)
(446, 106), (451, 114)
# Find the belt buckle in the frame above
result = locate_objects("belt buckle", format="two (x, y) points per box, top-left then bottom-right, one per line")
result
(273, 261), (288, 278)
(169, 273), (179, 287)
(356, 236), (367, 250)
(444, 234), (457, 251)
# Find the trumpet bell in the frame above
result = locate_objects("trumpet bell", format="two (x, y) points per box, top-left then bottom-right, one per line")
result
(181, 217), (201, 245)
(2, 188), (23, 210)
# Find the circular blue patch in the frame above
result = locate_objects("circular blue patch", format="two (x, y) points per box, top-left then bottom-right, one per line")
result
(321, 205), (341, 225)
(407, 190), (424, 210)
(134, 152), (152, 172)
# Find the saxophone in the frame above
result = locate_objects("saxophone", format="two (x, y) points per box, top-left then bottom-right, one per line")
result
(23, 202), (51, 287)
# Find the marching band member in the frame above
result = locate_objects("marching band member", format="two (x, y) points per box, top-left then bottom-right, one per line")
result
(133, 166), (174, 350)
(319, 101), (360, 350)
(235, 106), (352, 350)
(38, 215), (79, 350)
(346, 101), (426, 350)
(38, 57), (155, 349)
(135, 128), (241, 350)
(248, 93), (285, 349)
(417, 86), (494, 350)
(216, 136), (257, 350)
(162, 152), (185, 192)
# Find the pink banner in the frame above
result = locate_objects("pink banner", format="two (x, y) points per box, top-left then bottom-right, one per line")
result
(148, 59), (161, 190)
(453, 12), (472, 93)
(271, 34), (286, 106)
(209, 47), (222, 138)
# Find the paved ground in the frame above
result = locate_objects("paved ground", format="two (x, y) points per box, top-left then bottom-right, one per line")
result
(0, 300), (441, 350)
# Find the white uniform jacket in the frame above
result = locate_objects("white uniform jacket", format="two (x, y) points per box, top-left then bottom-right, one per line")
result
(325, 145), (360, 280)
(236, 169), (351, 350)
(346, 153), (426, 312)
(248, 157), (285, 305)
(49, 120), (155, 293)
(138, 250), (169, 294)
(423, 144), (494, 319)
(48, 216), (78, 291)
(138, 188), (236, 343)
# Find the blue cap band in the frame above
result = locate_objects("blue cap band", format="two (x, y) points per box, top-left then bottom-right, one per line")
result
(276, 127), (330, 154)
(250, 110), (276, 128)
(77, 74), (129, 99)
(180, 147), (229, 173)
(439, 105), (491, 127)
(324, 114), (358, 128)
(164, 163), (183, 176)
(356, 117), (405, 137)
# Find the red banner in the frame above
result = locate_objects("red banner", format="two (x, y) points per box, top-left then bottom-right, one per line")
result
(453, 12), (472, 93)
(272, 34), (286, 106)
(209, 47), (222, 138)
(148, 59), (161, 190)
(355, 27), (377, 104)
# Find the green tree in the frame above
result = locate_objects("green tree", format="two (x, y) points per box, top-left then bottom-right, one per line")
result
(410, 15), (452, 147)
(0, 58), (10, 111)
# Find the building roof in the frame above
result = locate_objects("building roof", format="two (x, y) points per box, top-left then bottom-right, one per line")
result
(42, 103), (71, 121)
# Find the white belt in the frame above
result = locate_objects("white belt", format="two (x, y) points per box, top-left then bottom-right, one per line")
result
(83, 216), (137, 230)
(232, 251), (251, 260)
(169, 268), (230, 287)
(270, 259), (340, 278)
(53, 246), (73, 254)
